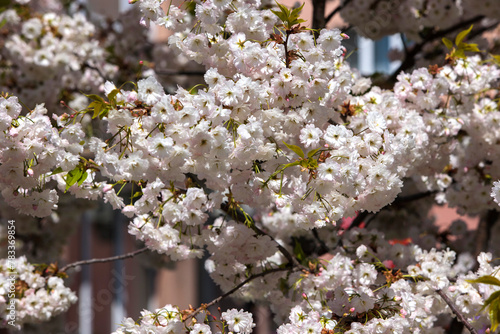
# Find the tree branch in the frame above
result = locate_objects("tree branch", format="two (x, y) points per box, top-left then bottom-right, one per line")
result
(393, 190), (437, 204)
(183, 266), (291, 321)
(220, 202), (309, 272)
(60, 247), (148, 273)
(312, 0), (327, 31)
(349, 211), (370, 229)
(435, 289), (478, 334)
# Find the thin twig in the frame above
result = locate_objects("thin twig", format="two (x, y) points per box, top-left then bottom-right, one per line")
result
(60, 247), (148, 272)
(393, 190), (437, 204)
(183, 266), (291, 321)
(435, 289), (478, 334)
(252, 224), (308, 272)
(220, 202), (309, 272)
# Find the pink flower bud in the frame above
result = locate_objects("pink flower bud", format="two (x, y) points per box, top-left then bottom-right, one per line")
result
(349, 307), (355, 313)
(103, 184), (113, 193)
(302, 293), (308, 300)
(27, 168), (34, 177)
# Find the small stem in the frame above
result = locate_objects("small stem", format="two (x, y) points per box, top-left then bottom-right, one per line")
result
(60, 247), (148, 273)
(284, 31), (291, 68)
(435, 289), (478, 334)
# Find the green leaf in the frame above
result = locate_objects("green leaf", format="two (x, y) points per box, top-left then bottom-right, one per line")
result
(283, 141), (305, 158)
(462, 43), (480, 52)
(132, 191), (143, 199)
(289, 3), (305, 25)
(489, 297), (500, 331)
(282, 161), (302, 168)
(467, 275), (500, 287)
(482, 290), (500, 310)
(442, 37), (454, 50)
(271, 9), (288, 24)
(455, 25), (473, 46)
(107, 89), (120, 107)
(98, 107), (110, 119)
(77, 171), (88, 186)
(307, 148), (321, 158)
(51, 167), (64, 175)
(491, 54), (500, 66)
(65, 167), (84, 192)
(90, 101), (103, 119)
(0, 18), (6, 30)
(84, 94), (106, 104)
(454, 49), (465, 59)
(276, 2), (290, 16)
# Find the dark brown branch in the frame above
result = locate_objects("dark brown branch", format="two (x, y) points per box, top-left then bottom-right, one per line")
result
(183, 266), (291, 321)
(349, 211), (370, 229)
(60, 247), (148, 272)
(312, 0), (327, 31)
(394, 190), (437, 204)
(435, 289), (478, 334)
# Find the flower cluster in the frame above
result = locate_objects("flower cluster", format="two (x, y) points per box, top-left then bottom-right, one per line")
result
(0, 95), (92, 217)
(274, 228), (497, 333)
(394, 57), (500, 214)
(111, 306), (254, 334)
(0, 256), (77, 329)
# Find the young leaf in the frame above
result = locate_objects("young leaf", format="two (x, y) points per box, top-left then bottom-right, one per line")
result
(51, 167), (64, 175)
(77, 171), (88, 186)
(90, 101), (103, 119)
(462, 43), (480, 52)
(107, 89), (120, 107)
(65, 167), (84, 192)
(467, 275), (500, 287)
(307, 148), (321, 158)
(283, 141), (305, 158)
(455, 25), (473, 46)
(84, 93), (106, 104)
(491, 298), (500, 331)
(442, 37), (454, 50)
